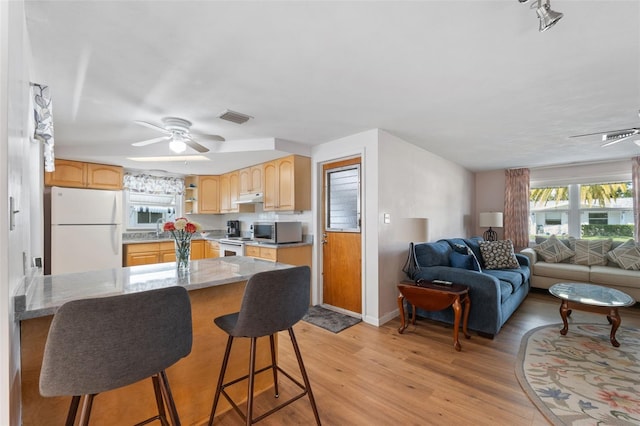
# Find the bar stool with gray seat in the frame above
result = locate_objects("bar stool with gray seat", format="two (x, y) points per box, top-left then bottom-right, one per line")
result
(39, 286), (193, 426)
(208, 265), (320, 425)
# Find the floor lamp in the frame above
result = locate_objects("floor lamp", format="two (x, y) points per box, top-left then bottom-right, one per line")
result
(479, 212), (503, 242)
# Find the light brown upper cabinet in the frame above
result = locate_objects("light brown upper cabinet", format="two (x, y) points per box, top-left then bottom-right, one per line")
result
(220, 171), (254, 213)
(184, 175), (220, 214)
(239, 164), (264, 194)
(45, 159), (123, 190)
(263, 155), (311, 211)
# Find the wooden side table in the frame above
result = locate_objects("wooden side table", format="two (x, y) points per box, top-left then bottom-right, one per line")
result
(397, 280), (471, 351)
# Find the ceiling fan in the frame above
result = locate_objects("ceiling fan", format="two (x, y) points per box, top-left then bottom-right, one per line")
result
(570, 110), (640, 147)
(132, 117), (225, 153)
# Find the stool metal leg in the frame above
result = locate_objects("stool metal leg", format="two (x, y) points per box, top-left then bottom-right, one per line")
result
(151, 374), (169, 426)
(158, 370), (181, 426)
(65, 395), (81, 426)
(246, 337), (258, 425)
(208, 336), (234, 425)
(289, 328), (321, 425)
(78, 394), (95, 426)
(269, 334), (279, 398)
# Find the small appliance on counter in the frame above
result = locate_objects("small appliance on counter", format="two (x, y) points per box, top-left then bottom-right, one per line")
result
(226, 220), (240, 238)
(252, 221), (302, 244)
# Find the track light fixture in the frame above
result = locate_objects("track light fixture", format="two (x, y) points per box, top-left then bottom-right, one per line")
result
(519, 0), (563, 32)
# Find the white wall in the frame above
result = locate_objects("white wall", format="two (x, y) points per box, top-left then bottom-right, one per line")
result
(377, 130), (474, 323)
(475, 169), (505, 239)
(312, 129), (475, 326)
(2, 1), (36, 424)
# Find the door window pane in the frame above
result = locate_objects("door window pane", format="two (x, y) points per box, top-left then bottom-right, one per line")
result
(325, 165), (360, 232)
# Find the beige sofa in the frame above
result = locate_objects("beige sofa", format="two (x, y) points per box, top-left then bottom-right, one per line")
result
(520, 238), (640, 302)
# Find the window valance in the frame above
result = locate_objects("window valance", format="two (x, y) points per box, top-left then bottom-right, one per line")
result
(123, 173), (184, 195)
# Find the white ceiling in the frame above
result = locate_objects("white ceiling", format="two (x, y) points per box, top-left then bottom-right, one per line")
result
(24, 0), (640, 176)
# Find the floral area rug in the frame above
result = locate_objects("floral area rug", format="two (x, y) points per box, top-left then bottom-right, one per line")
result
(515, 323), (640, 425)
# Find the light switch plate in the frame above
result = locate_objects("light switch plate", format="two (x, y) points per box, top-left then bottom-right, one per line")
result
(384, 213), (390, 224)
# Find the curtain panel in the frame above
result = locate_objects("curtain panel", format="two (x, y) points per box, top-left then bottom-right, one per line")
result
(633, 157), (640, 242)
(504, 168), (530, 249)
(31, 83), (55, 172)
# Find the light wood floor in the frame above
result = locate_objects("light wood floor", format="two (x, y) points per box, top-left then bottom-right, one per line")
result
(207, 290), (640, 426)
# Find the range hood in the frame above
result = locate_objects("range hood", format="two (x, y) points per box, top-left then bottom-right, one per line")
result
(235, 192), (264, 204)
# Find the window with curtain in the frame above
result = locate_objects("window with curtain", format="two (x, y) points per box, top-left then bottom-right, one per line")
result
(123, 173), (184, 230)
(529, 181), (634, 242)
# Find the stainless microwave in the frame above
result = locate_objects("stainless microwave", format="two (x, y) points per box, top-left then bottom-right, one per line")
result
(252, 221), (302, 244)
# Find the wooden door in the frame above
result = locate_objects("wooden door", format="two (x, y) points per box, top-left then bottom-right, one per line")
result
(322, 157), (362, 313)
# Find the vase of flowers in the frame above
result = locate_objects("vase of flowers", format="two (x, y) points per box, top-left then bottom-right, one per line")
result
(163, 217), (202, 270)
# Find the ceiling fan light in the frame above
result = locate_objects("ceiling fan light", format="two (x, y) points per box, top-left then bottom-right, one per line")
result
(169, 139), (187, 153)
(536, 1), (563, 32)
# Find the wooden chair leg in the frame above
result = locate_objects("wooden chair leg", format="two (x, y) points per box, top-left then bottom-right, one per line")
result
(269, 334), (279, 398)
(78, 394), (95, 426)
(288, 328), (321, 426)
(208, 335), (234, 425)
(65, 395), (81, 426)
(246, 337), (258, 425)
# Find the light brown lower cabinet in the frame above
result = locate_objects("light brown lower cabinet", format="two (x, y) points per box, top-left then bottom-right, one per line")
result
(124, 240), (212, 267)
(245, 244), (311, 267)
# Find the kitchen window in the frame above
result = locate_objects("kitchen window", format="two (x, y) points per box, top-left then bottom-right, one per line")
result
(123, 173), (184, 230)
(126, 192), (179, 230)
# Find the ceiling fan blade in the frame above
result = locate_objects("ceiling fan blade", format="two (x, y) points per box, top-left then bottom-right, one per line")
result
(570, 129), (634, 138)
(132, 136), (170, 147)
(184, 137), (210, 153)
(133, 120), (171, 135)
(191, 132), (225, 142)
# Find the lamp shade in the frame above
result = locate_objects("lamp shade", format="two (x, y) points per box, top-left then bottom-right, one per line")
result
(479, 212), (503, 228)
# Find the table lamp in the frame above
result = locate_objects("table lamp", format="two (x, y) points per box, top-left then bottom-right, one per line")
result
(479, 212), (503, 241)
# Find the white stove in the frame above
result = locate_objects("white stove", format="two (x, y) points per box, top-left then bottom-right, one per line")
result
(218, 237), (252, 256)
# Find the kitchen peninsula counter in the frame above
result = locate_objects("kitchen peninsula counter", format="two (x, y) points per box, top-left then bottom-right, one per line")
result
(18, 257), (294, 425)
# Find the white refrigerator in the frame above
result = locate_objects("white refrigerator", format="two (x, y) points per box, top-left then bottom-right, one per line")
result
(50, 186), (123, 275)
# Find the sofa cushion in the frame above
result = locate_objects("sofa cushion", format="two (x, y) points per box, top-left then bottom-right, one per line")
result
(607, 239), (640, 270)
(479, 240), (520, 269)
(568, 238), (612, 266)
(414, 241), (452, 267)
(485, 269), (527, 294)
(534, 261), (591, 282)
(590, 265), (640, 288)
(533, 235), (575, 263)
(449, 251), (481, 272)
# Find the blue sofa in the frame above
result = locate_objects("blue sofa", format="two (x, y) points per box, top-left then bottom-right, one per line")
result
(405, 237), (530, 338)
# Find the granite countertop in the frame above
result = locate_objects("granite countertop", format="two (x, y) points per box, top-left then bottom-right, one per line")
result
(15, 257), (294, 321)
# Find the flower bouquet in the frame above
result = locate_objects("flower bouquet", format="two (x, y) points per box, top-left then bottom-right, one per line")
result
(163, 217), (202, 270)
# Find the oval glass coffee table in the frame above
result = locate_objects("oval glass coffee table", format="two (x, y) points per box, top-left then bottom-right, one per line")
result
(549, 283), (636, 347)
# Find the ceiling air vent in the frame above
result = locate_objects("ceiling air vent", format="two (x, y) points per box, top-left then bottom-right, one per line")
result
(217, 109), (253, 124)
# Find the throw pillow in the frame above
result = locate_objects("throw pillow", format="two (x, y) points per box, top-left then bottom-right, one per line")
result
(533, 235), (575, 263)
(568, 237), (612, 266)
(449, 251), (481, 272)
(607, 239), (640, 270)
(479, 240), (520, 270)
